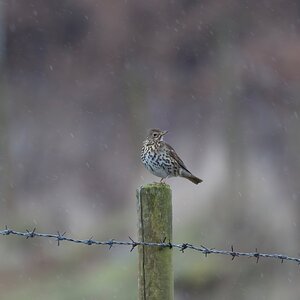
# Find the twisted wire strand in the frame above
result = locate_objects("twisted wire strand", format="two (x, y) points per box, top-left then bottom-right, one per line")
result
(1, 227), (299, 264)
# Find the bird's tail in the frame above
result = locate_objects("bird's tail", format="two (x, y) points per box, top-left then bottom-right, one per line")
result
(186, 174), (203, 184)
(181, 170), (203, 185)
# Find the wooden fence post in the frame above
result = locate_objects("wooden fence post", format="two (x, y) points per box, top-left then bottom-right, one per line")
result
(137, 183), (173, 300)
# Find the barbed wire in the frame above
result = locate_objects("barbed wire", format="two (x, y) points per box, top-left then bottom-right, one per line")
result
(1, 226), (299, 265)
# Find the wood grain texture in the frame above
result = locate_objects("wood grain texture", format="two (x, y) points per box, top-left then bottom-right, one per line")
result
(137, 183), (173, 300)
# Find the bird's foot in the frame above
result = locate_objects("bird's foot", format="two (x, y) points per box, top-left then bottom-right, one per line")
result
(160, 177), (169, 185)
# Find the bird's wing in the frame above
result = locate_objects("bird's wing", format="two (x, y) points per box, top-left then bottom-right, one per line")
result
(165, 143), (190, 172)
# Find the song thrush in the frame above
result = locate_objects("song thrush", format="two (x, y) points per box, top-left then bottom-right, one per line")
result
(141, 129), (202, 184)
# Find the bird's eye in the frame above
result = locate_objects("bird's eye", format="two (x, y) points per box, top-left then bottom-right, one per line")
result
(153, 133), (158, 137)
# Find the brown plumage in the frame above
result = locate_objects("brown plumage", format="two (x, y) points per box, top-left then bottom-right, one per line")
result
(141, 129), (203, 184)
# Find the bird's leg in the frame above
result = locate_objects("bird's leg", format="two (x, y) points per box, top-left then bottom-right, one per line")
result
(160, 176), (170, 184)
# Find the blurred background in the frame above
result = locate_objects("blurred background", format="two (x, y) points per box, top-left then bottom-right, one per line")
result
(1, 0), (300, 299)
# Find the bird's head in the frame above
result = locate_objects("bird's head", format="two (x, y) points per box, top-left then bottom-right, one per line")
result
(147, 128), (168, 141)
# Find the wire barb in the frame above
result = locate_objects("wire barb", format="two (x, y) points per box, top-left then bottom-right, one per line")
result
(180, 243), (188, 253)
(1, 227), (300, 265)
(26, 228), (36, 239)
(86, 236), (94, 246)
(4, 225), (12, 235)
(108, 239), (115, 250)
(254, 248), (260, 263)
(128, 236), (138, 252)
(231, 245), (237, 261)
(201, 245), (212, 257)
(56, 231), (66, 246)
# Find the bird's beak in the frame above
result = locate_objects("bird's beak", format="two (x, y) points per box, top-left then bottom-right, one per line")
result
(162, 130), (168, 136)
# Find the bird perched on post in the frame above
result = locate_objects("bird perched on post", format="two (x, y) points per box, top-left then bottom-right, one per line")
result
(141, 129), (202, 184)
